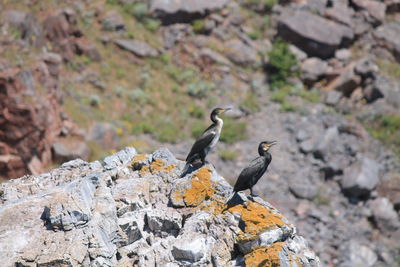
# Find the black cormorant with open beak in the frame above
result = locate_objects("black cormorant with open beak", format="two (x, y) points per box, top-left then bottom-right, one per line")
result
(180, 107), (231, 177)
(232, 141), (277, 196)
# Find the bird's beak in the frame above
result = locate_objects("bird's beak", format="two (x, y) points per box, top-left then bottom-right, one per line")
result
(222, 108), (232, 113)
(270, 141), (277, 146)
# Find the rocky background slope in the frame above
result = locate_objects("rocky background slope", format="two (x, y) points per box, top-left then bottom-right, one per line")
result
(0, 147), (320, 266)
(1, 0), (400, 266)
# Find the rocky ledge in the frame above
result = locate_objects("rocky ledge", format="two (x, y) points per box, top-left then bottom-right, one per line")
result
(0, 147), (320, 266)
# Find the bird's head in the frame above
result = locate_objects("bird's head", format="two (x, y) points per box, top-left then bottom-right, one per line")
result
(210, 107), (231, 122)
(259, 140), (277, 155)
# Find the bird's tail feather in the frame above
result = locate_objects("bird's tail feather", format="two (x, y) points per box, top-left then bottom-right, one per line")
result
(180, 163), (190, 178)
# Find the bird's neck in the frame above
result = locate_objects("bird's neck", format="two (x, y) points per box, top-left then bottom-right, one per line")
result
(211, 115), (223, 126)
(258, 149), (269, 157)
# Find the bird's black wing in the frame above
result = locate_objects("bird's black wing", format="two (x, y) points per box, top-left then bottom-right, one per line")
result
(185, 129), (216, 162)
(234, 157), (266, 192)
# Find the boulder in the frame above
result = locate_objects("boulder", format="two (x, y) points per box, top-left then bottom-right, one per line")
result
(385, 0), (400, 14)
(101, 11), (125, 31)
(340, 240), (377, 267)
(325, 63), (361, 96)
(278, 10), (354, 58)
(313, 127), (339, 161)
(369, 198), (400, 232)
(289, 169), (318, 200)
(224, 39), (259, 67)
(377, 173), (400, 211)
(150, 0), (229, 24)
(335, 49), (352, 63)
(2, 10), (44, 46)
(374, 23), (400, 63)
(372, 75), (400, 108)
(114, 39), (159, 57)
(52, 137), (90, 163)
(301, 57), (329, 84)
(88, 122), (119, 150)
(351, 0), (386, 26)
(0, 148), (320, 266)
(324, 90), (343, 106)
(200, 48), (231, 66)
(354, 58), (378, 78)
(340, 157), (379, 199)
(324, 2), (354, 27)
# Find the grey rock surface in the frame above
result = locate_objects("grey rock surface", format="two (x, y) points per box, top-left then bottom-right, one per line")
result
(278, 10), (354, 58)
(341, 157), (380, 199)
(150, 0), (229, 24)
(114, 39), (159, 57)
(374, 23), (400, 62)
(0, 147), (320, 267)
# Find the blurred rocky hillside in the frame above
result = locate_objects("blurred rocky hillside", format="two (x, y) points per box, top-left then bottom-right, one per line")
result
(1, 0), (400, 266)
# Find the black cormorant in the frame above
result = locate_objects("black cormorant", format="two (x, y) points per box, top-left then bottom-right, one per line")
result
(232, 141), (277, 196)
(180, 107), (231, 177)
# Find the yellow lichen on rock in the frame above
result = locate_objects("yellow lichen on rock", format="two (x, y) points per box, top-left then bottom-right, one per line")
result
(131, 155), (176, 176)
(244, 242), (284, 267)
(132, 154), (148, 162)
(229, 202), (285, 240)
(182, 167), (215, 207)
(149, 158), (176, 173)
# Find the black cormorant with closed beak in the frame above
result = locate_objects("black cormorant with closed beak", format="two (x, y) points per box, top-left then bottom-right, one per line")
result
(180, 107), (231, 177)
(232, 141), (277, 196)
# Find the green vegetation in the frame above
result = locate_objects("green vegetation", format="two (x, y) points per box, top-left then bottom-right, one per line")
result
(364, 114), (400, 158)
(313, 191), (331, 206)
(144, 18), (161, 32)
(245, 0), (278, 10)
(131, 121), (155, 135)
(155, 121), (178, 143)
(89, 94), (101, 107)
(280, 102), (297, 112)
(191, 121), (207, 138)
(267, 39), (298, 90)
(192, 19), (206, 33)
(271, 89), (289, 103)
(219, 149), (238, 161)
(220, 118), (247, 144)
(376, 59), (400, 78)
(129, 3), (148, 20)
(270, 84), (319, 112)
(188, 105), (206, 119)
(187, 80), (215, 98)
(240, 91), (261, 113)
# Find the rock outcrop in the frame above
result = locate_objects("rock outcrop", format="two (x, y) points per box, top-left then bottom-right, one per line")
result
(0, 147), (320, 266)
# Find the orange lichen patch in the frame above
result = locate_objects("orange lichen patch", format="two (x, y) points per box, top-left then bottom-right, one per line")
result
(132, 156), (176, 176)
(182, 167), (215, 207)
(229, 202), (285, 240)
(132, 154), (148, 162)
(201, 198), (227, 214)
(130, 154), (149, 170)
(149, 158), (176, 173)
(244, 242), (284, 267)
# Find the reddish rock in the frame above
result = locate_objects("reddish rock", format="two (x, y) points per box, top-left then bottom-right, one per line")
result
(42, 10), (100, 62)
(0, 56), (85, 179)
(324, 63), (361, 96)
(0, 68), (61, 178)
